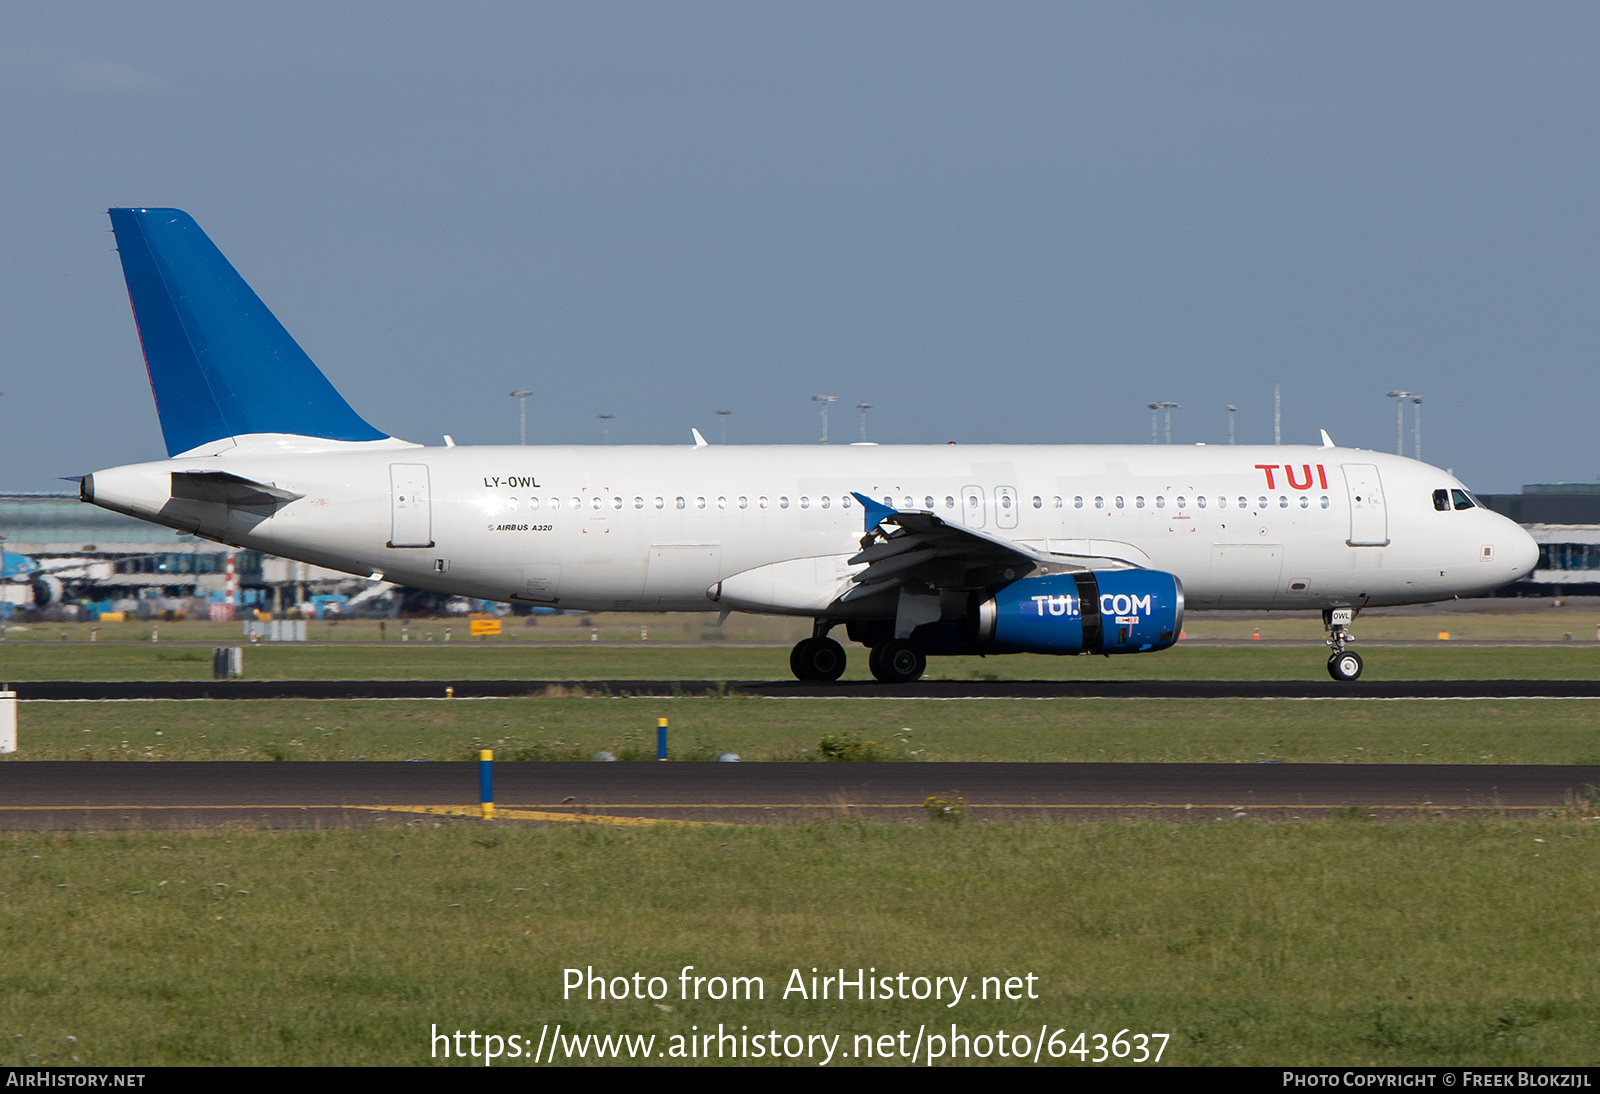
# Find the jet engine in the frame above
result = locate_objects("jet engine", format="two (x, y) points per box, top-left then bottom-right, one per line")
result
(976, 570), (1184, 655)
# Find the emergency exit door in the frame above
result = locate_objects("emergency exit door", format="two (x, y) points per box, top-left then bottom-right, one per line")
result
(388, 463), (434, 548)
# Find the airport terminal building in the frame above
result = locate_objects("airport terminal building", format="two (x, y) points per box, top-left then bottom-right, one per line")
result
(1477, 484), (1600, 597)
(0, 491), (382, 619)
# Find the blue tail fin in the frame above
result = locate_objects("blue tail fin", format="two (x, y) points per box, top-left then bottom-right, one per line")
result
(108, 208), (387, 456)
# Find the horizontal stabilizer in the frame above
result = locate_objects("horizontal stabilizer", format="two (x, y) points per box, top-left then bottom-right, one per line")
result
(170, 470), (304, 510)
(109, 208), (388, 457)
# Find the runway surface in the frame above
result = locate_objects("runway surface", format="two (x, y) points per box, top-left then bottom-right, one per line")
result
(3, 760), (1596, 828)
(12, 678), (1600, 700)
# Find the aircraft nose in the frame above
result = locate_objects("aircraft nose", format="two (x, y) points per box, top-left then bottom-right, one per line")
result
(1508, 522), (1540, 580)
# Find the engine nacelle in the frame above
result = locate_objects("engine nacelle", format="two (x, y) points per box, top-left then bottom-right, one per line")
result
(30, 574), (64, 608)
(977, 570), (1184, 655)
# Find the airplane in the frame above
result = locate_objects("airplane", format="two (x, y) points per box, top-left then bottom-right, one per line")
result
(81, 209), (1540, 683)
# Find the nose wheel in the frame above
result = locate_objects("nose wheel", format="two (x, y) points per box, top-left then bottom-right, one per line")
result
(1327, 650), (1363, 681)
(1323, 608), (1361, 681)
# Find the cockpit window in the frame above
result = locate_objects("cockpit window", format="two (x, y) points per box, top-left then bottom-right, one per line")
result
(1451, 489), (1476, 511)
(1433, 489), (1451, 512)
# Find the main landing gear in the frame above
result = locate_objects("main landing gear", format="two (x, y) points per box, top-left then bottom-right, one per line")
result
(1324, 608), (1362, 682)
(867, 639), (926, 684)
(787, 622), (930, 684)
(790, 622), (847, 682)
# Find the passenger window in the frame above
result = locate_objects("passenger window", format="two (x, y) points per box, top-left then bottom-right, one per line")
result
(1217, 496), (1227, 509)
(1320, 496), (1330, 508)
(550, 498), (561, 511)
(633, 497), (643, 509)
(717, 496), (727, 509)
(1237, 496), (1247, 509)
(1115, 496), (1124, 509)
(528, 497), (540, 511)
(1135, 496), (1145, 508)
(821, 496), (831, 509)
(758, 496), (768, 509)
(1176, 496), (1186, 509)
(1433, 489), (1451, 512)
(675, 497), (686, 510)
(800, 497), (811, 509)
(696, 497), (707, 509)
(947, 496), (957, 509)
(613, 496), (623, 510)
(842, 495), (852, 508)
(1074, 496), (1084, 509)
(1155, 496), (1165, 509)
(592, 497), (603, 510)
(1299, 496), (1309, 508)
(1094, 496), (1105, 509)
(1196, 496), (1206, 509)
(779, 497), (789, 509)
(1032, 496), (1042, 508)
(1278, 496), (1288, 508)
(1052, 496), (1062, 509)
(738, 496), (748, 509)
(1001, 495), (1012, 510)
(1451, 489), (1475, 511)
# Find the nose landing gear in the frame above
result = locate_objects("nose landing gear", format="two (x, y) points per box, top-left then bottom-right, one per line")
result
(1324, 607), (1362, 681)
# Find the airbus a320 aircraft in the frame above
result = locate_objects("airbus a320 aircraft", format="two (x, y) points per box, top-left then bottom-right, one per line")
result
(82, 210), (1539, 683)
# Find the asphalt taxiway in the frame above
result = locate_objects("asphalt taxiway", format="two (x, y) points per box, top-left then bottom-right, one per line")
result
(13, 678), (1600, 700)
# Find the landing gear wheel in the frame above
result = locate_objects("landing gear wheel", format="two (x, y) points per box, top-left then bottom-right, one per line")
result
(790, 637), (846, 681)
(1327, 651), (1363, 682)
(870, 639), (926, 684)
(867, 645), (883, 680)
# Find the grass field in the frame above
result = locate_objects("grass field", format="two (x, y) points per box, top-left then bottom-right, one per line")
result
(3, 820), (1597, 1067)
(7, 610), (1598, 1068)
(12, 604), (1600, 646)
(4, 639), (1600, 682)
(8, 695), (1600, 765)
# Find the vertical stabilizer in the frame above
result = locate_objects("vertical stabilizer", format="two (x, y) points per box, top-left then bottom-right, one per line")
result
(108, 208), (388, 456)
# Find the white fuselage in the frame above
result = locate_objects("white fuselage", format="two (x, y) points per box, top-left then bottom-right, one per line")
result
(84, 438), (1539, 615)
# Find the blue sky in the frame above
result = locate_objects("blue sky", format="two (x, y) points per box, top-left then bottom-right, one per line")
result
(2, 3), (1596, 491)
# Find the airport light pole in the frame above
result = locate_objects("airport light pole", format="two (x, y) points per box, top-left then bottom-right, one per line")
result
(812, 395), (837, 444)
(1148, 402), (1179, 444)
(597, 414), (613, 444)
(1386, 391), (1414, 456)
(1226, 404), (1236, 445)
(1411, 396), (1422, 461)
(715, 409), (731, 444)
(509, 390), (533, 445)
(856, 403), (871, 443)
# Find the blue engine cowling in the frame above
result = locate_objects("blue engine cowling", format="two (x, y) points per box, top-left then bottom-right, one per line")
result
(977, 570), (1184, 655)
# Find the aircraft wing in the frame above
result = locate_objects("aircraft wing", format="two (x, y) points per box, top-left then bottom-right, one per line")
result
(842, 492), (1136, 602)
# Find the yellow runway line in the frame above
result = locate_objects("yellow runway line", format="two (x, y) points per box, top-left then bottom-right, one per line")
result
(358, 804), (734, 827)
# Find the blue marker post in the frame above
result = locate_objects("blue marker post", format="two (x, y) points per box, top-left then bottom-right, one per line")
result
(657, 717), (668, 761)
(479, 749), (494, 820)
